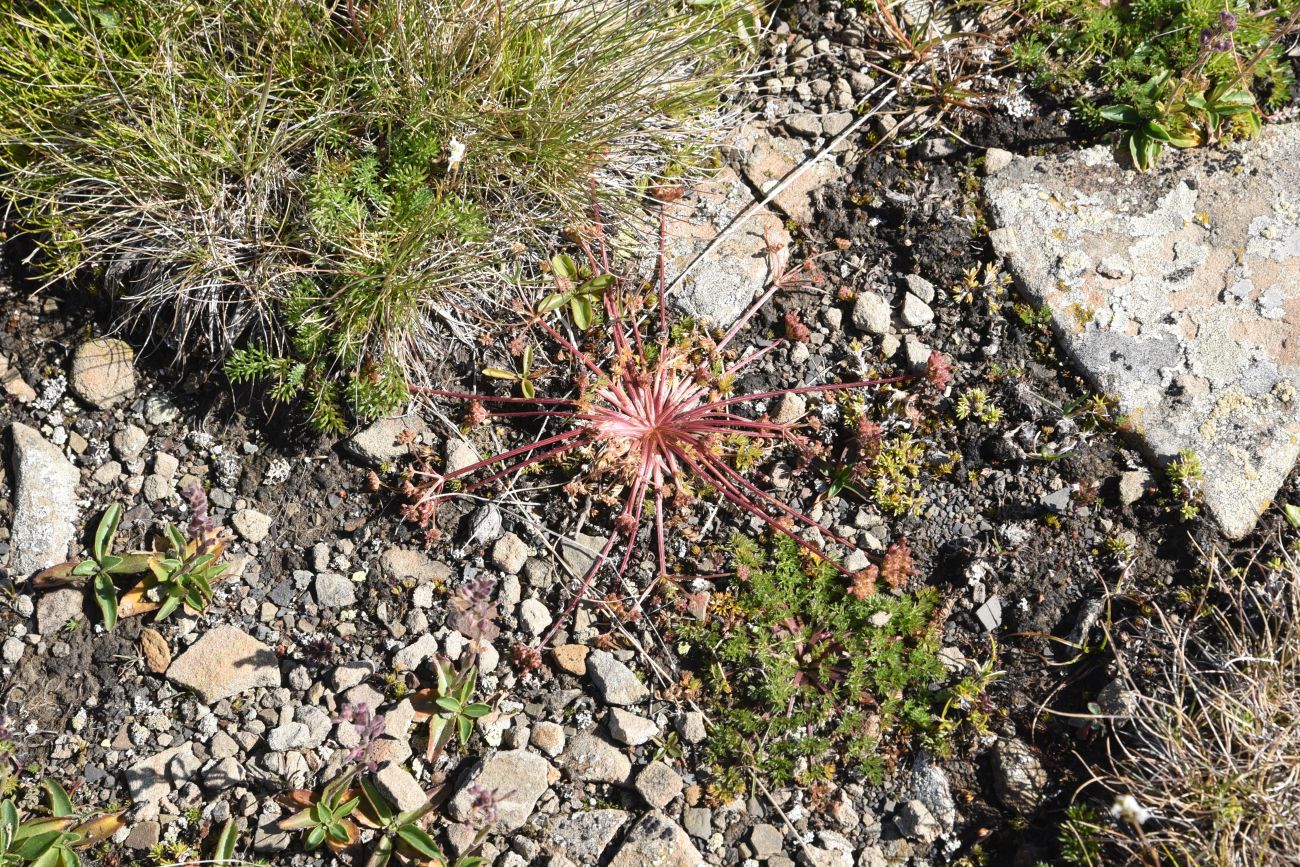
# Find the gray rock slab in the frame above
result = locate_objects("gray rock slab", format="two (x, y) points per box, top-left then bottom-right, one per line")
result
(343, 414), (431, 466)
(166, 625), (281, 704)
(660, 166), (791, 328)
(986, 126), (1300, 537)
(9, 423), (80, 578)
(547, 809), (632, 864)
(730, 122), (838, 225)
(448, 749), (552, 832)
(607, 811), (705, 867)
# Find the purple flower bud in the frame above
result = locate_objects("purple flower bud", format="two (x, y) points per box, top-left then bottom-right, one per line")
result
(1200, 27), (1215, 47)
(1214, 36), (1232, 52)
(1220, 10), (1238, 32)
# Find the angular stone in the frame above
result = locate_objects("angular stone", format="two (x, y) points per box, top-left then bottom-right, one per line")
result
(548, 809), (631, 863)
(560, 732), (631, 786)
(231, 508), (272, 543)
(343, 414), (431, 466)
(586, 650), (649, 706)
(0, 355), (35, 403)
(851, 291), (892, 335)
(314, 572), (356, 608)
(749, 823), (784, 858)
(448, 750), (552, 832)
(36, 588), (84, 636)
(986, 125), (1300, 538)
(70, 337), (135, 408)
(9, 423), (79, 578)
(607, 812), (705, 867)
(492, 532), (529, 574)
(166, 626), (281, 704)
(900, 292), (934, 327)
(393, 633), (439, 672)
(635, 760), (683, 810)
(375, 762), (428, 813)
(661, 167), (792, 328)
(551, 644), (589, 676)
(607, 708), (658, 746)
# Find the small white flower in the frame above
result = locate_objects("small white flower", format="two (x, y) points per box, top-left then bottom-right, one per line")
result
(448, 136), (466, 170)
(1111, 794), (1152, 827)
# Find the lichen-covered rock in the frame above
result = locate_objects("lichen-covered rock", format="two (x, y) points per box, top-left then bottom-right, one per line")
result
(986, 125), (1300, 537)
(9, 423), (79, 577)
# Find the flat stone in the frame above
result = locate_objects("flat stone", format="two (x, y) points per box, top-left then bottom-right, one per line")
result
(558, 532), (609, 578)
(0, 355), (35, 402)
(139, 628), (171, 673)
(166, 625), (281, 704)
(552, 644), (589, 676)
(448, 750), (552, 832)
(343, 414), (430, 466)
(607, 708), (659, 746)
(518, 598), (552, 636)
(749, 823), (784, 858)
(268, 722), (310, 752)
(9, 423), (80, 577)
(992, 738), (1048, 815)
(126, 743), (194, 808)
(587, 650), (649, 706)
(202, 757), (245, 791)
(894, 799), (940, 844)
(635, 761), (684, 809)
(492, 532), (529, 574)
(607, 812), (705, 867)
(661, 167), (792, 328)
(986, 124), (1300, 538)
(900, 292), (934, 327)
(393, 632), (439, 671)
(69, 337), (135, 408)
(548, 809), (631, 863)
(375, 762), (427, 813)
(732, 124), (838, 225)
(36, 588), (84, 636)
(444, 438), (480, 475)
(314, 572), (356, 608)
(975, 597), (1002, 632)
(124, 821), (160, 850)
(231, 508), (272, 543)
(560, 732), (632, 785)
(381, 548), (450, 584)
(851, 291), (892, 335)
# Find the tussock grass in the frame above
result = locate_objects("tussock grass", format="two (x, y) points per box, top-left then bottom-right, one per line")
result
(1073, 537), (1300, 866)
(0, 0), (748, 429)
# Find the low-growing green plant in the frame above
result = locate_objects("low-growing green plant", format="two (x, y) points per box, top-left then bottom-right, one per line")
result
(1012, 0), (1299, 168)
(0, 0), (750, 431)
(1165, 448), (1205, 521)
(677, 535), (950, 792)
(0, 779), (122, 867)
(32, 484), (229, 626)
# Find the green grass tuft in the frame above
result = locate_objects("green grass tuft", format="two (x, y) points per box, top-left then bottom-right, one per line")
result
(0, 0), (750, 429)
